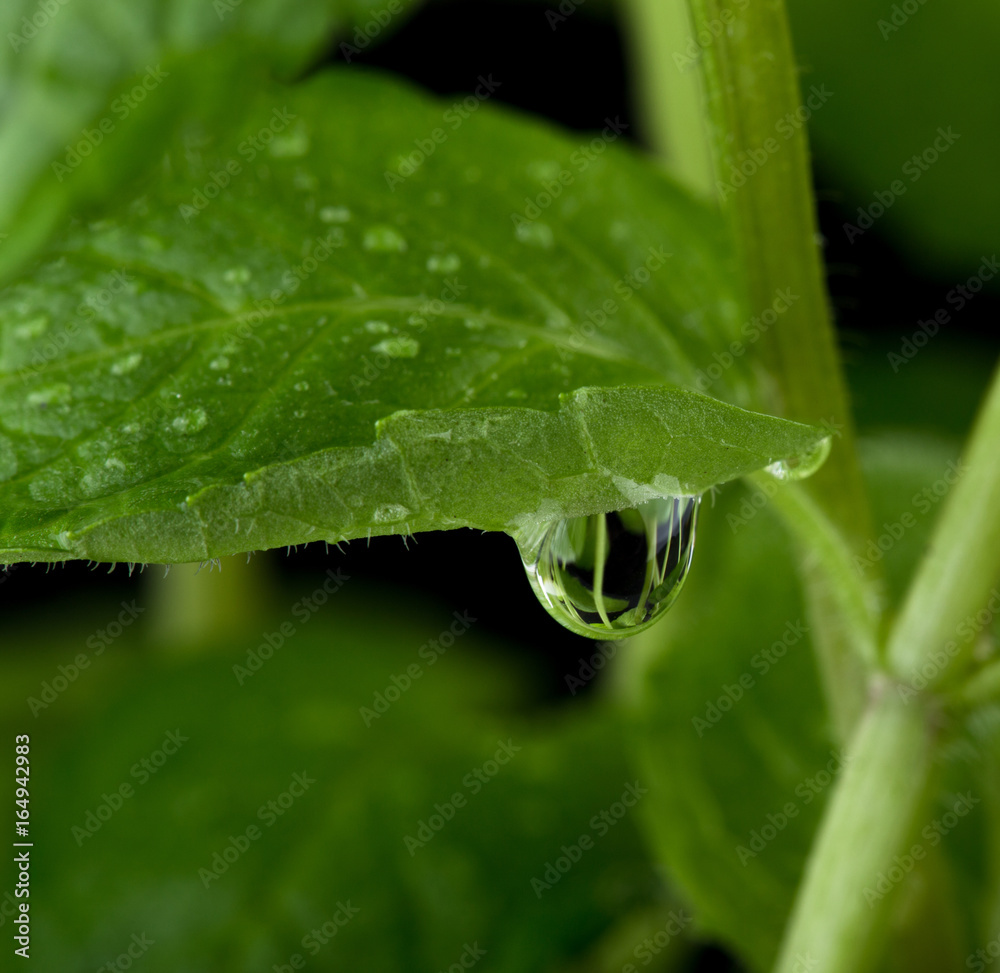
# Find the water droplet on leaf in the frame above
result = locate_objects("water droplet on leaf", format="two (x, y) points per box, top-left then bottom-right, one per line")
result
(765, 436), (832, 481)
(364, 320), (391, 334)
(269, 124), (310, 158)
(110, 352), (143, 376)
(223, 266), (252, 285)
(516, 496), (699, 639)
(426, 253), (461, 273)
(319, 205), (351, 223)
(27, 383), (72, 408)
(13, 315), (49, 340)
(371, 336), (419, 358)
(515, 221), (554, 249)
(172, 407), (208, 435)
(363, 226), (408, 253)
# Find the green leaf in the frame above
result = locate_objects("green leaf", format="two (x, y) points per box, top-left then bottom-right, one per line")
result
(0, 584), (662, 971)
(0, 69), (829, 563)
(0, 0), (412, 279)
(623, 480), (833, 971)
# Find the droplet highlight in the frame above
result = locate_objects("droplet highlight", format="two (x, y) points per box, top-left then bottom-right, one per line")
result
(765, 436), (832, 482)
(517, 496), (699, 639)
(362, 226), (408, 253)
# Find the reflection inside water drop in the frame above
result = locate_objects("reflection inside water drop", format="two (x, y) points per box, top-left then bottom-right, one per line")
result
(517, 496), (700, 640)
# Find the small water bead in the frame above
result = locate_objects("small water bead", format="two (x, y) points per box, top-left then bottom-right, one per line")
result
(209, 355), (231, 371)
(364, 320), (392, 334)
(110, 352), (143, 376)
(426, 253), (461, 273)
(293, 381), (310, 392)
(27, 383), (72, 408)
(223, 266), (252, 285)
(515, 221), (554, 250)
(765, 436), (832, 482)
(319, 205), (351, 223)
(517, 496), (700, 639)
(371, 336), (420, 358)
(363, 226), (408, 253)
(13, 315), (49, 340)
(172, 407), (208, 435)
(269, 125), (310, 158)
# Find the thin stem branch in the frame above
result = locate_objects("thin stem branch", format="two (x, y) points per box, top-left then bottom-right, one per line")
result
(887, 359), (1000, 682)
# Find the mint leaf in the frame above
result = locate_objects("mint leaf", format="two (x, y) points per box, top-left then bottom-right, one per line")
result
(0, 0), (410, 278)
(0, 70), (827, 563)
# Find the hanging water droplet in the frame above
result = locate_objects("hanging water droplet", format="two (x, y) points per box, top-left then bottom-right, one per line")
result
(516, 496), (700, 639)
(362, 225), (408, 253)
(765, 436), (832, 481)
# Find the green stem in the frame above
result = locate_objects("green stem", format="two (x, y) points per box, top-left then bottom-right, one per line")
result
(754, 474), (880, 739)
(622, 0), (714, 196)
(683, 0), (871, 553)
(773, 679), (934, 973)
(887, 360), (1000, 683)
